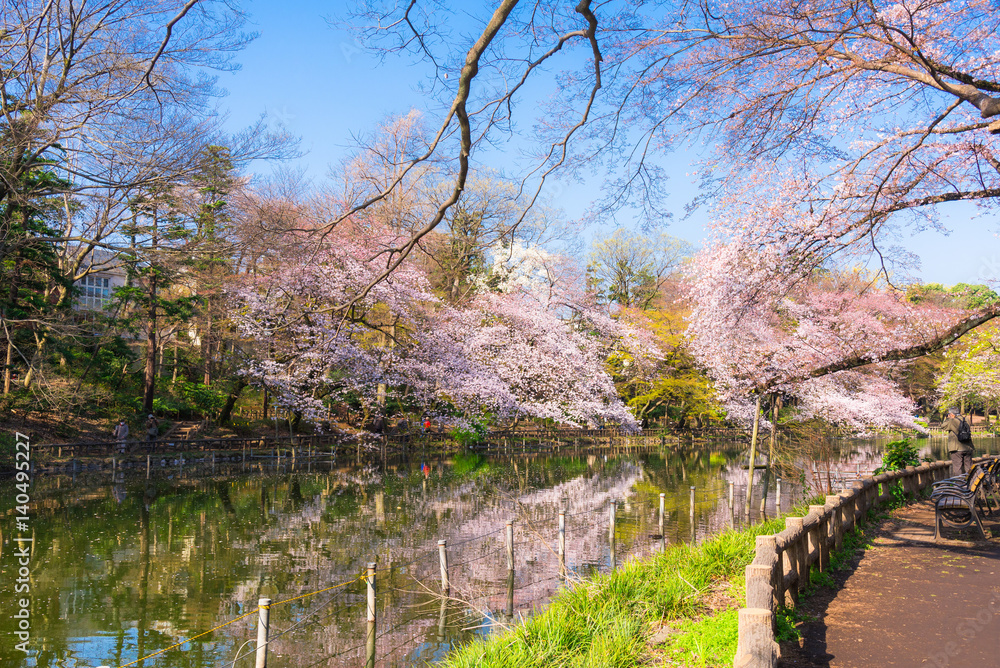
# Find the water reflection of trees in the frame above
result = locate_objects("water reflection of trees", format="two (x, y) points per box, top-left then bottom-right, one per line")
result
(4, 439), (957, 667)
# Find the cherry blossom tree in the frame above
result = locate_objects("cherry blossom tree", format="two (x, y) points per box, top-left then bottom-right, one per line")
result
(230, 221), (648, 429)
(685, 240), (965, 512)
(334, 0), (1000, 341)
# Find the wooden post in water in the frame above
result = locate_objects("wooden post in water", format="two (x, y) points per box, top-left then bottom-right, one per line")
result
(609, 500), (617, 571)
(558, 510), (566, 577)
(658, 492), (665, 533)
(366, 562), (376, 668)
(728, 481), (735, 514)
(505, 568), (515, 620)
(438, 540), (450, 594)
(146, 454), (151, 480)
(437, 596), (447, 642)
(255, 597), (271, 668)
(506, 520), (515, 571)
(658, 492), (666, 551)
(689, 486), (695, 518)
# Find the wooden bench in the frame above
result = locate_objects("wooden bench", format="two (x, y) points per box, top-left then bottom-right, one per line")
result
(932, 466), (988, 541)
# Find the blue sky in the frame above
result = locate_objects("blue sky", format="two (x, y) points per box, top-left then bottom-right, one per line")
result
(218, 1), (998, 287)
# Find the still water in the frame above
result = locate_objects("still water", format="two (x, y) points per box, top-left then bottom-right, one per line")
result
(2, 436), (996, 668)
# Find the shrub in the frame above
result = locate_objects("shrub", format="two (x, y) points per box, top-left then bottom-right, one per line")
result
(449, 415), (492, 447)
(874, 438), (919, 505)
(874, 438), (919, 474)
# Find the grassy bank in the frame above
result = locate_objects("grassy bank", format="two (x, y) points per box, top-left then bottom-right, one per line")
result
(440, 501), (825, 668)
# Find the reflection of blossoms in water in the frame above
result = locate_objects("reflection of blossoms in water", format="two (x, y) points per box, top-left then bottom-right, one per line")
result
(37, 438), (977, 668)
(216, 459), (653, 666)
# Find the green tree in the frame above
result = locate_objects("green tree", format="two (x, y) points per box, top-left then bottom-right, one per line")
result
(588, 229), (691, 310)
(609, 307), (719, 428)
(937, 324), (1000, 422)
(0, 157), (73, 396)
(188, 145), (239, 386)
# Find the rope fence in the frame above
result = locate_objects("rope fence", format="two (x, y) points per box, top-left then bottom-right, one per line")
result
(96, 478), (802, 668)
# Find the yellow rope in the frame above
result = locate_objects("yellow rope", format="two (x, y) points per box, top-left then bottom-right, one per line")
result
(116, 574), (364, 667)
(117, 608), (258, 668)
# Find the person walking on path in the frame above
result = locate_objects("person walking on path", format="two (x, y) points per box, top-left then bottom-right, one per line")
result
(113, 419), (129, 453)
(145, 414), (159, 442)
(943, 407), (973, 475)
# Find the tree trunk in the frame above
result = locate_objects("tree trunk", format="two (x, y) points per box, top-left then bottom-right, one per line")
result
(768, 394), (780, 465)
(21, 328), (44, 388)
(172, 341), (179, 383)
(760, 394), (779, 511)
(745, 394), (763, 518)
(203, 311), (212, 386)
(218, 378), (247, 425)
(2, 339), (12, 395)
(143, 274), (157, 414)
(143, 212), (158, 413)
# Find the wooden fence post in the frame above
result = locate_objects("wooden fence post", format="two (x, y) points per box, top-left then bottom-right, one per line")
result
(438, 540), (450, 594)
(366, 562), (376, 668)
(609, 500), (617, 571)
(755, 534), (780, 624)
(808, 506), (828, 572)
(255, 597), (271, 668)
(826, 495), (843, 553)
(506, 520), (514, 571)
(905, 465), (919, 499)
(734, 608), (779, 668)
(785, 517), (805, 598)
(851, 481), (866, 524)
(558, 510), (566, 577)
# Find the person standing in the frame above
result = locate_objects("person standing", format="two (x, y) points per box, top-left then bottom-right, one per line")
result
(113, 419), (129, 453)
(145, 414), (159, 442)
(944, 407), (973, 476)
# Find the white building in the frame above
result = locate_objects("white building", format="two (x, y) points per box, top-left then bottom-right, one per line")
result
(71, 247), (128, 311)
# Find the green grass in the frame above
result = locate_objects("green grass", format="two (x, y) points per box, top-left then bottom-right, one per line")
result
(665, 609), (740, 666)
(440, 501), (823, 668)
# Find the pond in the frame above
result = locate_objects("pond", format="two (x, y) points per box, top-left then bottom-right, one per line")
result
(2, 435), (996, 668)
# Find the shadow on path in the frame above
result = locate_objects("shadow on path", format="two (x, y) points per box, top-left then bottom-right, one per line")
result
(780, 500), (1000, 668)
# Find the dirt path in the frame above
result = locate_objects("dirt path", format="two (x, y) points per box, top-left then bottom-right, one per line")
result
(781, 500), (1000, 668)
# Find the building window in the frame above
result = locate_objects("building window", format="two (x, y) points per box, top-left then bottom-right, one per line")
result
(80, 275), (111, 310)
